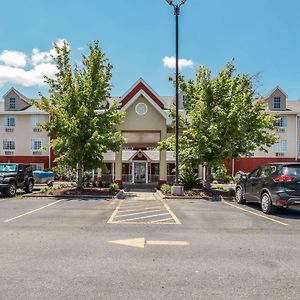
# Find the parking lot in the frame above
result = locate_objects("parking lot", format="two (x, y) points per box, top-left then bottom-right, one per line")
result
(0, 192), (299, 299)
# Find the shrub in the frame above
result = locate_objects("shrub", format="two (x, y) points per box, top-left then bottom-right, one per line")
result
(187, 190), (194, 197)
(212, 164), (228, 183)
(199, 192), (206, 198)
(161, 184), (171, 194)
(180, 170), (200, 190)
(109, 183), (119, 191)
(57, 183), (68, 189)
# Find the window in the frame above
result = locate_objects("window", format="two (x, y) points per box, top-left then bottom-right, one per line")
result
(259, 165), (277, 178)
(274, 96), (281, 109)
(30, 163), (44, 171)
(274, 116), (287, 128)
(4, 117), (16, 127)
(272, 140), (287, 152)
(249, 168), (260, 178)
(31, 139), (42, 150)
(32, 116), (45, 130)
(9, 98), (16, 109)
(3, 139), (16, 150)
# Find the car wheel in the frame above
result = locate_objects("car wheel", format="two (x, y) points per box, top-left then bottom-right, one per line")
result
(235, 186), (245, 204)
(25, 181), (33, 193)
(261, 192), (276, 214)
(7, 182), (17, 197)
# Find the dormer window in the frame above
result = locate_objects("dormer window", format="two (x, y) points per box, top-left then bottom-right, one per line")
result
(274, 96), (281, 109)
(9, 98), (16, 109)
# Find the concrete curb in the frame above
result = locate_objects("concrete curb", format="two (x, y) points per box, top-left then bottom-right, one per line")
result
(21, 190), (126, 199)
(156, 190), (233, 202)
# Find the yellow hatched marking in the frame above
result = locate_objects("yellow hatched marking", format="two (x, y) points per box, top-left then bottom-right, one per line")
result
(107, 200), (123, 224)
(118, 206), (162, 213)
(148, 218), (174, 224)
(116, 209), (165, 218)
(155, 194), (181, 225)
(107, 193), (181, 225)
(222, 200), (289, 226)
(114, 213), (170, 223)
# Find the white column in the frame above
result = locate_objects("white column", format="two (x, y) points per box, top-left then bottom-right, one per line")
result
(146, 162), (149, 184)
(132, 162), (135, 183)
(112, 162), (115, 181)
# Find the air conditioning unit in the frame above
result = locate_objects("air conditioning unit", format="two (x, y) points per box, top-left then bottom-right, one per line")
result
(4, 151), (14, 155)
(33, 127), (42, 132)
(5, 128), (14, 132)
(33, 151), (42, 155)
(276, 128), (286, 133)
(275, 152), (285, 157)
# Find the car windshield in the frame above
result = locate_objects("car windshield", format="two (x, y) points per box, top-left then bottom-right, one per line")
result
(282, 165), (300, 177)
(0, 164), (17, 172)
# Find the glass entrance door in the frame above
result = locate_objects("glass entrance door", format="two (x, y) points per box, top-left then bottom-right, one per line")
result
(134, 162), (146, 183)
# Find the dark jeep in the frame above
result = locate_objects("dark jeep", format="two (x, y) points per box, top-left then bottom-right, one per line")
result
(0, 164), (34, 197)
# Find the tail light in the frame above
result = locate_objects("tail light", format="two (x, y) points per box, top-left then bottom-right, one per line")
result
(273, 175), (294, 182)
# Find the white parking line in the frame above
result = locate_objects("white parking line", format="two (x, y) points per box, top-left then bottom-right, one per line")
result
(222, 200), (289, 226)
(118, 206), (162, 213)
(4, 200), (63, 223)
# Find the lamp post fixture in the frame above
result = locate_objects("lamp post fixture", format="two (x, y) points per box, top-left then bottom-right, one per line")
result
(166, 0), (187, 193)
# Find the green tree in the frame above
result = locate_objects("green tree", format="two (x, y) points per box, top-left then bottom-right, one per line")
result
(159, 62), (278, 189)
(35, 40), (124, 188)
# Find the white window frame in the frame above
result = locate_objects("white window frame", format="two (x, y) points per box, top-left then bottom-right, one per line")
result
(31, 139), (43, 150)
(30, 163), (44, 171)
(274, 116), (287, 128)
(32, 116), (45, 129)
(272, 140), (287, 152)
(4, 116), (16, 127)
(9, 98), (16, 109)
(274, 96), (281, 109)
(3, 139), (16, 150)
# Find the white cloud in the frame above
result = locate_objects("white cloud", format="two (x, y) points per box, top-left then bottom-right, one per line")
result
(0, 50), (28, 67)
(163, 56), (194, 70)
(0, 63), (57, 87)
(0, 39), (67, 87)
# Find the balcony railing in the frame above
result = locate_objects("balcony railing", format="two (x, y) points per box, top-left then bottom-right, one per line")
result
(122, 174), (132, 183)
(167, 175), (175, 184)
(102, 174), (113, 182)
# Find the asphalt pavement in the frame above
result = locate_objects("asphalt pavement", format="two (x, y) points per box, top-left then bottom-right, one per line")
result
(0, 192), (299, 300)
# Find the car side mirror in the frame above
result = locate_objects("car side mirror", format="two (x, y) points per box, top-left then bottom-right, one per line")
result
(241, 174), (248, 180)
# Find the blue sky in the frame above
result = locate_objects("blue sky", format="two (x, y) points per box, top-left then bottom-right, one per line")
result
(0, 0), (300, 99)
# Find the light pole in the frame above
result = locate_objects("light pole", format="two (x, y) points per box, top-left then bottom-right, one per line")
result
(166, 0), (187, 194)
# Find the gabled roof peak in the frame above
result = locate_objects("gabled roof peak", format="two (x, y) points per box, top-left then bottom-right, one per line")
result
(264, 86), (288, 98)
(120, 78), (166, 109)
(3, 87), (31, 104)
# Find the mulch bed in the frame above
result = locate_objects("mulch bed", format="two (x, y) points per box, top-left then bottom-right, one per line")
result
(35, 187), (119, 197)
(162, 186), (232, 199)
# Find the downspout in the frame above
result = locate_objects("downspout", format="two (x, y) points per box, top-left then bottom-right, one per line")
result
(48, 114), (51, 169)
(296, 115), (298, 161)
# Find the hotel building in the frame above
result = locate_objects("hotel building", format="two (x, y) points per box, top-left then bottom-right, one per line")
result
(1, 79), (299, 186)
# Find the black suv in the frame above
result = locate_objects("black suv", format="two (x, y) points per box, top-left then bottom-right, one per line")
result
(236, 163), (300, 214)
(0, 164), (34, 197)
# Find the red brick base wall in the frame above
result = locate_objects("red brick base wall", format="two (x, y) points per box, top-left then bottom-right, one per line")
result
(224, 157), (300, 175)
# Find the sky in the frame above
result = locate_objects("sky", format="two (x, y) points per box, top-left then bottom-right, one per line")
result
(0, 0), (300, 100)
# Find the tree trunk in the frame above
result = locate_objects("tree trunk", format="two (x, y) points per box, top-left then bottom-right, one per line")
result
(77, 162), (83, 189)
(204, 166), (212, 190)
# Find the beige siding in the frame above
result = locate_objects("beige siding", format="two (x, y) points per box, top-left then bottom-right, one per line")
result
(0, 114), (49, 156)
